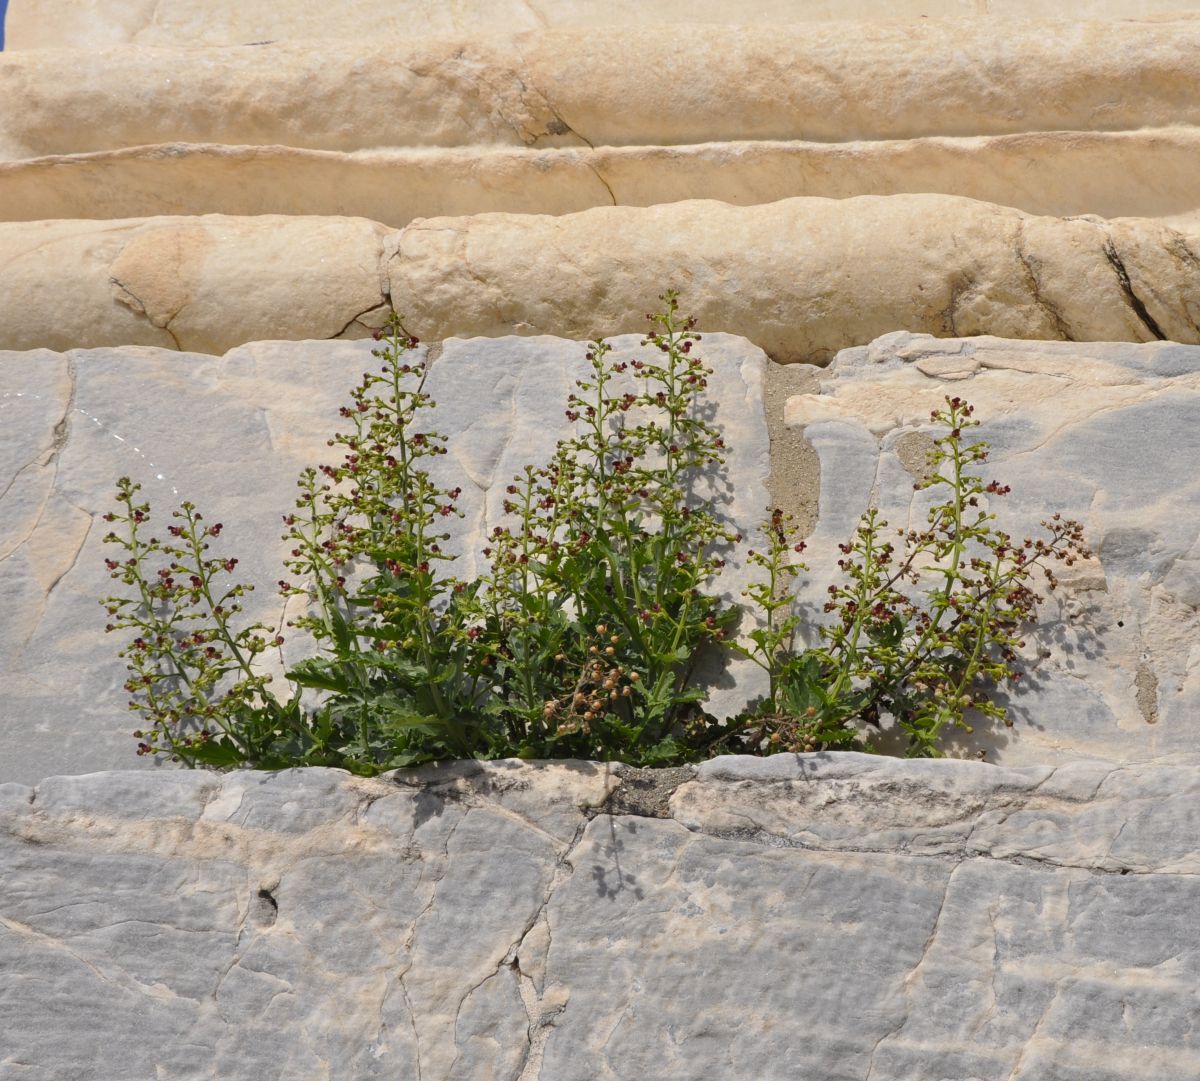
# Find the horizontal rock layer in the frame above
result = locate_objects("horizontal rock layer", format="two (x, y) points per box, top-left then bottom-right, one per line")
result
(3, 756), (1199, 1079)
(10, 1), (1200, 48)
(4, 197), (1200, 358)
(6, 22), (1200, 156)
(0, 215), (392, 354)
(0, 335), (770, 785)
(4, 129), (1200, 225)
(389, 196), (1200, 361)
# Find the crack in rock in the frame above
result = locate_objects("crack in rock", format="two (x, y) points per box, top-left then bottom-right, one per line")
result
(1102, 236), (1168, 341)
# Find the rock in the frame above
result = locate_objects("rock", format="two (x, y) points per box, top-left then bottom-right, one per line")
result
(6, 19), (1200, 227)
(785, 331), (1200, 766)
(3, 757), (1199, 1079)
(5, 197), (1200, 357)
(0, 215), (390, 353)
(6, 129), (1200, 225)
(9, 0), (1200, 49)
(389, 195), (1200, 364)
(6, 21), (1200, 154)
(0, 334), (770, 785)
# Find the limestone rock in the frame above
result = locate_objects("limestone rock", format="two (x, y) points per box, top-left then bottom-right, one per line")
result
(785, 331), (1200, 766)
(6, 22), (1200, 157)
(4, 197), (1200, 358)
(0, 334), (769, 785)
(6, 129), (1200, 226)
(0, 215), (390, 354)
(388, 195), (1200, 364)
(3, 757), (1199, 1079)
(12, 0), (1200, 49)
(6, 18), (1200, 226)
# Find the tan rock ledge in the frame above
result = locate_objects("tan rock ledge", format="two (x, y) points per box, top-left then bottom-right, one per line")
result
(0, 215), (391, 355)
(10, 0), (1200, 48)
(6, 21), (1200, 155)
(5, 129), (1200, 224)
(3, 196), (1199, 359)
(391, 196), (1200, 364)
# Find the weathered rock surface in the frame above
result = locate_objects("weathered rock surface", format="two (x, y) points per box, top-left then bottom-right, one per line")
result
(3, 756), (1199, 1080)
(389, 196), (1200, 364)
(4, 197), (1200, 358)
(0, 335), (769, 785)
(5, 21), (1200, 225)
(11, 0), (1200, 49)
(6, 22), (1200, 156)
(6, 129), (1200, 225)
(0, 215), (392, 354)
(787, 332), (1200, 765)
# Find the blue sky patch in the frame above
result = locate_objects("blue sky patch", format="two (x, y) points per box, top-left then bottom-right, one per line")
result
(0, 0), (8, 51)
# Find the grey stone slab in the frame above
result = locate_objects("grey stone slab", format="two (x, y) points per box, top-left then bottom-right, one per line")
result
(0, 335), (768, 783)
(3, 758), (1199, 1080)
(785, 333), (1200, 766)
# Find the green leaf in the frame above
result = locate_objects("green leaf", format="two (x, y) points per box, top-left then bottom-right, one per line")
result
(288, 659), (353, 694)
(187, 738), (245, 767)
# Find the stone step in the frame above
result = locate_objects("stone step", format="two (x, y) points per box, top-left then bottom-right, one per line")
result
(5, 757), (1199, 1079)
(4, 22), (1200, 157)
(4, 130), (1200, 225)
(3, 757), (1199, 1080)
(9, 0), (1200, 49)
(4, 196), (1196, 359)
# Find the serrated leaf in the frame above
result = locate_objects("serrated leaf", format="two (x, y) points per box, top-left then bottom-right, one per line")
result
(288, 660), (353, 694)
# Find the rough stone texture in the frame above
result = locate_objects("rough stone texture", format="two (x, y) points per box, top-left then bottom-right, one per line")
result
(0, 215), (392, 354)
(6, 129), (1200, 225)
(0, 335), (769, 786)
(5, 22), (1200, 226)
(389, 195), (1200, 364)
(4, 197), (1200, 358)
(11, 1), (1200, 49)
(785, 332), (1200, 766)
(6, 21), (1200, 154)
(3, 755), (1199, 1080)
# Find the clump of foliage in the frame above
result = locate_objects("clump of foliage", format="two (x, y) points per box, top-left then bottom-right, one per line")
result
(471, 299), (738, 764)
(101, 295), (1090, 771)
(733, 399), (1090, 757)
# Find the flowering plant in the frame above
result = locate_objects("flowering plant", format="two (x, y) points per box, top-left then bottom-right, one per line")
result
(101, 297), (1089, 769)
(732, 398), (1090, 756)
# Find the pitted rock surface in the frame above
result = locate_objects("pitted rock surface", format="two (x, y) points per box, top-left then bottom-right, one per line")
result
(2, 756), (1199, 1080)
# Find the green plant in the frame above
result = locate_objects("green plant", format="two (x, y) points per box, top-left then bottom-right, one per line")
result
(732, 508), (860, 753)
(101, 483), (290, 766)
(101, 300), (1088, 771)
(734, 397), (1090, 757)
(470, 295), (738, 763)
(101, 298), (739, 770)
(275, 315), (488, 767)
(104, 317), (489, 772)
